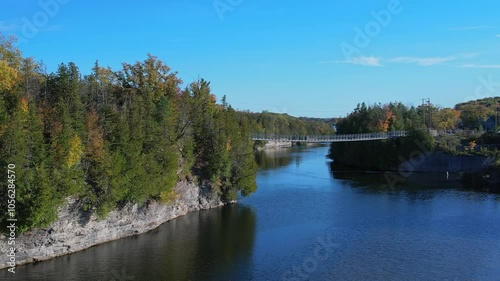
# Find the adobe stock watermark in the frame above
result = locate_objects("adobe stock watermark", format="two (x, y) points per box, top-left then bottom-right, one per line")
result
(108, 268), (135, 281)
(281, 234), (339, 281)
(340, 0), (409, 61)
(384, 139), (434, 187)
(6, 163), (17, 274)
(213, 0), (243, 21)
(464, 74), (500, 102)
(18, 0), (69, 44)
(83, 267), (136, 281)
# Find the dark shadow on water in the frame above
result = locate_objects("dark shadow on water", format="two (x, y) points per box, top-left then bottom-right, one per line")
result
(329, 162), (470, 194)
(6, 204), (257, 281)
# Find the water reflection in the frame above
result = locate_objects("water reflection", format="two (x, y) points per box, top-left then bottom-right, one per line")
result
(329, 162), (465, 189)
(7, 146), (500, 281)
(7, 205), (256, 281)
(329, 162), (468, 204)
(328, 162), (500, 207)
(255, 148), (299, 170)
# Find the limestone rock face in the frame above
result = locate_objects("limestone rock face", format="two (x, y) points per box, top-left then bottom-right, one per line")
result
(0, 181), (223, 269)
(258, 141), (292, 150)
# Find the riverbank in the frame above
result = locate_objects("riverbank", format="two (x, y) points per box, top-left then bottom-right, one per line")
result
(255, 140), (325, 150)
(328, 136), (500, 192)
(255, 140), (292, 150)
(0, 180), (224, 270)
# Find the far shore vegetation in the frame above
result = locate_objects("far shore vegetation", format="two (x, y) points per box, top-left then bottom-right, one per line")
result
(328, 100), (500, 192)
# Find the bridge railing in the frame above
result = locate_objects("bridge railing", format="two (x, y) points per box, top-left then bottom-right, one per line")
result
(250, 131), (407, 142)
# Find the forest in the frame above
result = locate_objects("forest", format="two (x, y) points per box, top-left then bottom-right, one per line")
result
(334, 98), (500, 135)
(334, 102), (464, 134)
(0, 35), (258, 233)
(238, 111), (335, 136)
(330, 100), (500, 171)
(455, 97), (499, 129)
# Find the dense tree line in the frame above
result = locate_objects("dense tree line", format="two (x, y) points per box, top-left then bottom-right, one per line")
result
(330, 100), (499, 170)
(336, 102), (463, 134)
(455, 97), (499, 129)
(336, 102), (423, 134)
(238, 111), (335, 136)
(0, 35), (257, 232)
(330, 102), (436, 169)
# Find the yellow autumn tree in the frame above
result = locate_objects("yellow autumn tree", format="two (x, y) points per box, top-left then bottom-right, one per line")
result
(20, 97), (28, 113)
(0, 60), (18, 91)
(67, 134), (84, 168)
(0, 34), (22, 91)
(433, 108), (461, 131)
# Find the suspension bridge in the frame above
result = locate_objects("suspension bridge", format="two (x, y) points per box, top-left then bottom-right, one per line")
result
(250, 131), (407, 143)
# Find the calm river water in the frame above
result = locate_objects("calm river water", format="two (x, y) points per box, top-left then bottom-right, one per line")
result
(5, 146), (500, 281)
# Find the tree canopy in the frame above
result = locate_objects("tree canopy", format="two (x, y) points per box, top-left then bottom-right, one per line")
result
(238, 111), (335, 136)
(455, 97), (499, 129)
(0, 35), (257, 232)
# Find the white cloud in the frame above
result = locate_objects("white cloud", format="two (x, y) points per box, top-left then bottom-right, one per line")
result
(449, 26), (495, 31)
(461, 64), (500, 69)
(326, 56), (382, 67)
(0, 21), (17, 31)
(324, 53), (481, 68)
(349, 56), (382, 66)
(460, 53), (481, 59)
(390, 56), (456, 66)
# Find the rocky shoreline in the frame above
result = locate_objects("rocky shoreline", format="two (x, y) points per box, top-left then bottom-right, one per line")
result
(255, 140), (325, 150)
(255, 140), (292, 150)
(0, 180), (224, 270)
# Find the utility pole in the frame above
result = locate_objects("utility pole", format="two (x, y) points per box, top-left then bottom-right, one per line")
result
(422, 99), (426, 128)
(496, 97), (498, 130)
(493, 97), (498, 131)
(427, 98), (432, 129)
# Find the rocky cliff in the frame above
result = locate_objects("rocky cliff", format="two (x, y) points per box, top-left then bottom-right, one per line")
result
(0, 180), (223, 269)
(397, 151), (493, 173)
(256, 140), (292, 150)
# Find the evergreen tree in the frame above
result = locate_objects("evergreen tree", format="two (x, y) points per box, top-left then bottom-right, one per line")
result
(0, 34), (259, 232)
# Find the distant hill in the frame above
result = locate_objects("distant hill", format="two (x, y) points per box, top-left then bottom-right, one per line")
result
(238, 111), (335, 135)
(455, 97), (500, 114)
(454, 97), (499, 129)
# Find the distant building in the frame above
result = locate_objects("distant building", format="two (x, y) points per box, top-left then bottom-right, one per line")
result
(484, 116), (496, 131)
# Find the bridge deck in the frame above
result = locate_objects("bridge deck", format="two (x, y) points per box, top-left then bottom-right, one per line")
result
(250, 131), (406, 143)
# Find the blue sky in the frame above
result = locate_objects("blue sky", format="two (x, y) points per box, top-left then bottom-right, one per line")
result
(1, 0), (500, 117)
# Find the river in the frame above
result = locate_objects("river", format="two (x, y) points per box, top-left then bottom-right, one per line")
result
(5, 146), (500, 280)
